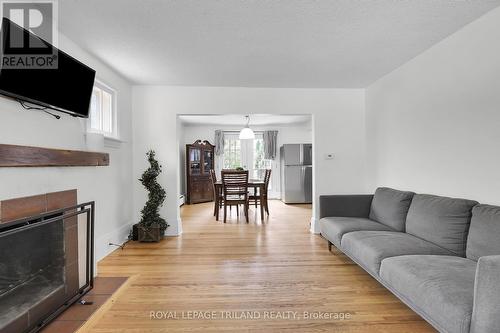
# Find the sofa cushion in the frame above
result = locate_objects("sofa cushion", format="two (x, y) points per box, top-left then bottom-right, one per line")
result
(380, 255), (476, 333)
(341, 231), (453, 276)
(466, 204), (500, 261)
(369, 187), (415, 231)
(319, 217), (392, 248)
(405, 194), (478, 257)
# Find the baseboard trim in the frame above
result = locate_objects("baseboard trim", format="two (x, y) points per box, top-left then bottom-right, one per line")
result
(95, 222), (133, 262)
(310, 217), (320, 234)
(165, 217), (183, 236)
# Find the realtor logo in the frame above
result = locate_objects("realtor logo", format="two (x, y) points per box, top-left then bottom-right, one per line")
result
(0, 0), (58, 69)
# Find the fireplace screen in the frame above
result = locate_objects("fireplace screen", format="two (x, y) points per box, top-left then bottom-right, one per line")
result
(0, 202), (94, 333)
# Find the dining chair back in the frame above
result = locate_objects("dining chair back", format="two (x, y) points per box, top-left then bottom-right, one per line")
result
(210, 169), (217, 184)
(221, 170), (249, 223)
(263, 169), (272, 215)
(249, 169), (272, 219)
(210, 169), (223, 220)
(263, 169), (272, 193)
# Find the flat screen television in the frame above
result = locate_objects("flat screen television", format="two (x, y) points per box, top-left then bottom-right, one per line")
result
(0, 18), (96, 118)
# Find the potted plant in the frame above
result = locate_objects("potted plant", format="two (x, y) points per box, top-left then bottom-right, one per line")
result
(137, 150), (168, 242)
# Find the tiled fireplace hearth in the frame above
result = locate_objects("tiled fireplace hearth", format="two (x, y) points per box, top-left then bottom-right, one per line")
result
(0, 190), (94, 333)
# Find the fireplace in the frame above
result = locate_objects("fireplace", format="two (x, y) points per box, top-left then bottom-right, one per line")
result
(0, 191), (94, 333)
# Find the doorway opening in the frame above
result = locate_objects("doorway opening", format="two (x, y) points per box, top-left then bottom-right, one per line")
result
(177, 114), (313, 224)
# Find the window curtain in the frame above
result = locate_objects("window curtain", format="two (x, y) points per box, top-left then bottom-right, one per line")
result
(214, 130), (225, 178)
(263, 130), (278, 160)
(214, 130), (225, 156)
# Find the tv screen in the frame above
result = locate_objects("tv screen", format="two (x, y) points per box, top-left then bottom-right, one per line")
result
(0, 18), (96, 118)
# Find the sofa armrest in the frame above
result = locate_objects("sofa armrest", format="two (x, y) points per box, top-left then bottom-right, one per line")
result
(470, 255), (500, 333)
(319, 194), (373, 219)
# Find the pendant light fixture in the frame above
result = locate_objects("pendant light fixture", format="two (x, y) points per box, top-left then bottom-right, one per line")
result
(239, 115), (255, 139)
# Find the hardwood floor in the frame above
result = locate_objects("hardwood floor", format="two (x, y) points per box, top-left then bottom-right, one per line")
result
(91, 200), (435, 332)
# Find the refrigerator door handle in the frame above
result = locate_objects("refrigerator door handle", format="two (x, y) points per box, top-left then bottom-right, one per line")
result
(301, 166), (305, 202)
(304, 166), (312, 203)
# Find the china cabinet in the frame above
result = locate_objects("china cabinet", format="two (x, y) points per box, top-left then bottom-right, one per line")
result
(185, 140), (215, 204)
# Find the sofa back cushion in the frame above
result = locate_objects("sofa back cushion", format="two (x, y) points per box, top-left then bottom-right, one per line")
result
(369, 187), (415, 231)
(406, 194), (478, 256)
(466, 204), (500, 261)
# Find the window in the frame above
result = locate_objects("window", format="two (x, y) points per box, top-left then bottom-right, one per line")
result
(89, 81), (117, 138)
(252, 136), (272, 180)
(221, 132), (273, 189)
(223, 134), (242, 169)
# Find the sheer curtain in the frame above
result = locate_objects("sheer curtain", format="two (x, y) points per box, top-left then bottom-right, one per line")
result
(214, 130), (224, 155)
(214, 130), (225, 177)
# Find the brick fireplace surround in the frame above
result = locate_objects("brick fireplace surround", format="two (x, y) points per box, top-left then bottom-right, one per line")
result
(0, 189), (77, 223)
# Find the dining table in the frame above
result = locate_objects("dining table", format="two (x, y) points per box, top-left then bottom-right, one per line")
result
(214, 179), (266, 222)
(215, 179), (266, 190)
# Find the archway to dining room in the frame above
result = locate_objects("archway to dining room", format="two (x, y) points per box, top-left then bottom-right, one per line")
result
(176, 114), (313, 228)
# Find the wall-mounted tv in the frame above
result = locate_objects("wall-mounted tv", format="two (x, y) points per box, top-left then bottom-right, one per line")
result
(0, 18), (96, 118)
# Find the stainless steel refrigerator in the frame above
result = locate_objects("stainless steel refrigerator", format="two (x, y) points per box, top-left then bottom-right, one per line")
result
(280, 144), (312, 204)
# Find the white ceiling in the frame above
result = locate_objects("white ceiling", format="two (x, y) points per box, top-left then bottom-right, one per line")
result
(179, 114), (311, 127)
(59, 0), (500, 88)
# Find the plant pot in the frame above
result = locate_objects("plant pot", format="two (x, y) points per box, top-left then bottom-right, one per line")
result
(137, 224), (165, 242)
(131, 223), (139, 241)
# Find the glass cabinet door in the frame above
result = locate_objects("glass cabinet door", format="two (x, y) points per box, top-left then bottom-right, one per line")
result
(189, 148), (201, 175)
(203, 149), (213, 174)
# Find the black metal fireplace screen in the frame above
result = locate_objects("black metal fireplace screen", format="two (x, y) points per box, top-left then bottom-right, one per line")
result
(0, 202), (95, 333)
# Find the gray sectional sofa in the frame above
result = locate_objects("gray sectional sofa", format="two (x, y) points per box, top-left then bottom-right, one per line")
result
(319, 187), (500, 333)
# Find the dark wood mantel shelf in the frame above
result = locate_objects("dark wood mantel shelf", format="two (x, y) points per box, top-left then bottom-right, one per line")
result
(0, 144), (109, 167)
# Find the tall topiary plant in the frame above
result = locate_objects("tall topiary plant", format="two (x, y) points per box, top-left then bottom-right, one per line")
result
(139, 150), (168, 234)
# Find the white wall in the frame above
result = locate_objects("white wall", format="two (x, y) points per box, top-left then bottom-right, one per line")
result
(132, 87), (366, 235)
(180, 122), (313, 198)
(366, 7), (500, 204)
(0, 33), (134, 262)
(177, 119), (186, 206)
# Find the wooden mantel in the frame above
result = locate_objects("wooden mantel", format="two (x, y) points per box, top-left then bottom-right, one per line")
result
(0, 143), (109, 167)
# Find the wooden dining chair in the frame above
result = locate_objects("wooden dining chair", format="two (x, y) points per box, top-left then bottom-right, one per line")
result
(221, 170), (249, 223)
(210, 169), (223, 220)
(249, 169), (272, 216)
(262, 169), (272, 215)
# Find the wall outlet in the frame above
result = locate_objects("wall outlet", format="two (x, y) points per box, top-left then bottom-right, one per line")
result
(325, 153), (334, 160)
